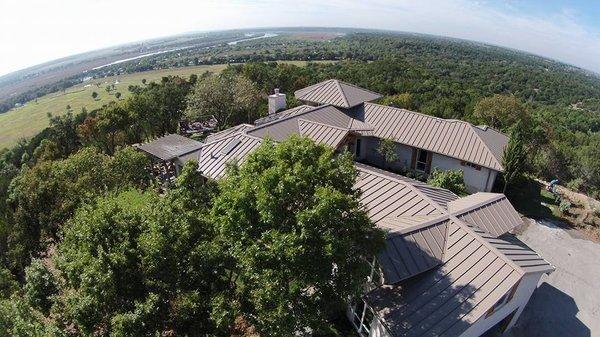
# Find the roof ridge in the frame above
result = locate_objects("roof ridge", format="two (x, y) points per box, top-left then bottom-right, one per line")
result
(451, 216), (525, 276)
(335, 79), (383, 97)
(248, 104), (327, 133)
(294, 79), (330, 98)
(468, 124), (504, 169)
(333, 79), (351, 108)
(298, 118), (350, 131)
(448, 193), (506, 215)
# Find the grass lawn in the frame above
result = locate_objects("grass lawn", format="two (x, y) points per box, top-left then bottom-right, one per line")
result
(0, 60), (333, 150)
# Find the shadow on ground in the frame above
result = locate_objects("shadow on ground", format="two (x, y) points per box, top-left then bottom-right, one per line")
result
(509, 282), (590, 337)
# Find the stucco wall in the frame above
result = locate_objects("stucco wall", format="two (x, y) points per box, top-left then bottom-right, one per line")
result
(461, 272), (545, 337)
(430, 153), (497, 192)
(361, 137), (497, 192)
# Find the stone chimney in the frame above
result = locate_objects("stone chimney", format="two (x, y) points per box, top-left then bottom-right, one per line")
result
(268, 88), (286, 115)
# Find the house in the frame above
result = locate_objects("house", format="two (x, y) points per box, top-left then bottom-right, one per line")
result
(259, 79), (507, 192)
(138, 79), (552, 336)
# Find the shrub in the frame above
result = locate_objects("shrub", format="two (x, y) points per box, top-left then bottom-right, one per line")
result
(567, 178), (584, 192)
(559, 200), (572, 214)
(427, 169), (468, 196)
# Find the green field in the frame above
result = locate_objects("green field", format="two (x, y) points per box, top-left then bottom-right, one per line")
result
(0, 61), (332, 150)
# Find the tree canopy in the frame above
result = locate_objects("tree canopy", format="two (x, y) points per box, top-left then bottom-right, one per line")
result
(211, 136), (385, 335)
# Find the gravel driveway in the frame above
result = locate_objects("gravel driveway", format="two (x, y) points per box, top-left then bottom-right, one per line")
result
(508, 220), (600, 337)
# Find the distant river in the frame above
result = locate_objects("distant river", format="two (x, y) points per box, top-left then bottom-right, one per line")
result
(227, 33), (278, 45)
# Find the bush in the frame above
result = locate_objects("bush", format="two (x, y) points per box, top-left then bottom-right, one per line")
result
(559, 200), (572, 214)
(567, 178), (584, 192)
(427, 169), (468, 196)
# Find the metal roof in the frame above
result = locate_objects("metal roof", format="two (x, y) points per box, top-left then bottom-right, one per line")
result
(254, 105), (315, 125)
(473, 227), (554, 275)
(137, 134), (203, 161)
(205, 124), (254, 143)
(364, 220), (523, 337)
(294, 79), (382, 108)
(248, 104), (373, 149)
(363, 103), (508, 171)
(448, 193), (523, 237)
(298, 119), (350, 149)
(378, 216), (450, 284)
(196, 133), (262, 180)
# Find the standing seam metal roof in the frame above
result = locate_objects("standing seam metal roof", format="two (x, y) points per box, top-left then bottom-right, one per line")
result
(448, 193), (523, 237)
(137, 134), (203, 161)
(363, 103), (507, 171)
(294, 79), (382, 108)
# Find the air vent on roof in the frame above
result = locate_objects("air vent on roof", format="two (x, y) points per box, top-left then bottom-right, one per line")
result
(220, 138), (241, 156)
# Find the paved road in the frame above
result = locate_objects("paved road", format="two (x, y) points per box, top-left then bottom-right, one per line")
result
(509, 220), (599, 337)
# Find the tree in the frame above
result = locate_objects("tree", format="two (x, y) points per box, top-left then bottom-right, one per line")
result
(105, 85), (112, 94)
(185, 74), (262, 128)
(91, 91), (98, 100)
(381, 93), (413, 109)
(502, 124), (527, 193)
(211, 136), (384, 335)
(115, 92), (122, 100)
(473, 95), (528, 131)
(376, 138), (398, 168)
(56, 187), (226, 336)
(65, 104), (71, 111)
(23, 259), (57, 314)
(427, 169), (468, 196)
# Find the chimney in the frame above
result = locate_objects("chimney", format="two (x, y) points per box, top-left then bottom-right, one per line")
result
(268, 88), (286, 115)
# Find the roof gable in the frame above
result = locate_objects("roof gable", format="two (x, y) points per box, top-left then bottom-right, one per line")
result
(294, 79), (382, 108)
(363, 103), (508, 171)
(448, 193), (523, 237)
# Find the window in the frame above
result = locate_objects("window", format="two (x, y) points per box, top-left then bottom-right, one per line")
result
(485, 280), (521, 318)
(367, 257), (384, 287)
(416, 149), (429, 172)
(460, 161), (482, 171)
(350, 299), (375, 337)
(355, 138), (362, 158)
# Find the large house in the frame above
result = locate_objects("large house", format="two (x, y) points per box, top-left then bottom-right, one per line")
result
(138, 80), (553, 337)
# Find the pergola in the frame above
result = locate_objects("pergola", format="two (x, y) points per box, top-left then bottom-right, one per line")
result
(136, 134), (203, 180)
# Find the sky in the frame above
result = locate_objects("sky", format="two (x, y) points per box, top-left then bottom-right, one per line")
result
(1, 0), (600, 76)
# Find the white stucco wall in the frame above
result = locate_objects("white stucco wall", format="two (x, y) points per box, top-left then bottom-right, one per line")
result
(430, 153), (497, 192)
(362, 137), (498, 192)
(461, 272), (545, 337)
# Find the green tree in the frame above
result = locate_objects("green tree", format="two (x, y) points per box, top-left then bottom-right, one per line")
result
(115, 92), (122, 100)
(211, 136), (385, 335)
(473, 95), (528, 131)
(376, 138), (398, 168)
(185, 74), (262, 128)
(427, 168), (468, 196)
(502, 125), (527, 194)
(24, 259), (57, 314)
(381, 92), (413, 109)
(91, 91), (98, 100)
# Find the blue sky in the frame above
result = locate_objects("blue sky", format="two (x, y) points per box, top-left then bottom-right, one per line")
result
(0, 0), (599, 76)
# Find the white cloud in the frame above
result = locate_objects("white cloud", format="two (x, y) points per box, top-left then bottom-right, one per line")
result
(0, 0), (599, 76)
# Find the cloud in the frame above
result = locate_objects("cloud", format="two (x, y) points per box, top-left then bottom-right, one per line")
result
(0, 0), (599, 75)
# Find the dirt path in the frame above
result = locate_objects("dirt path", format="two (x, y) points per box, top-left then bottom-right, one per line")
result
(508, 219), (600, 337)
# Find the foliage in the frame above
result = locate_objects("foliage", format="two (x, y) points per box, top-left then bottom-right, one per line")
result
(0, 265), (18, 299)
(23, 259), (57, 314)
(376, 138), (398, 168)
(185, 74), (263, 128)
(211, 136), (385, 335)
(5, 147), (150, 273)
(473, 95), (528, 131)
(427, 168), (468, 196)
(502, 124), (527, 194)
(559, 200), (572, 214)
(54, 183), (226, 336)
(380, 93), (413, 109)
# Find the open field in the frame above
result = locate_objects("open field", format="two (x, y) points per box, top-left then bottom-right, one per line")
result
(0, 61), (332, 150)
